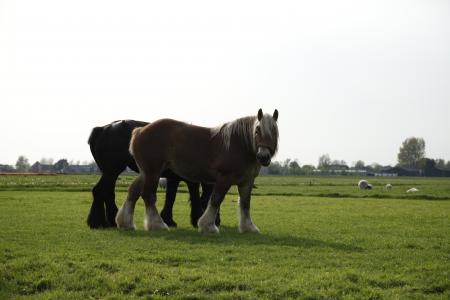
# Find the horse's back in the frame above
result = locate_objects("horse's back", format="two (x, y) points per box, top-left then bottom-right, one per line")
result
(132, 119), (215, 180)
(90, 120), (148, 173)
(138, 118), (211, 145)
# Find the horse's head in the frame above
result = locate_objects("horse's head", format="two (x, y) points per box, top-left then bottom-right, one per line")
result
(254, 108), (279, 166)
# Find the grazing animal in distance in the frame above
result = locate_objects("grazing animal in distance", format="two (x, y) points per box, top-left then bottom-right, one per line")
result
(87, 120), (218, 229)
(158, 178), (167, 190)
(116, 108), (279, 234)
(385, 183), (393, 190)
(406, 187), (419, 193)
(358, 179), (372, 190)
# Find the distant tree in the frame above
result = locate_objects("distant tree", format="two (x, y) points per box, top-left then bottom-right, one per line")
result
(354, 160), (365, 169)
(54, 159), (69, 173)
(267, 161), (283, 175)
(301, 164), (315, 174)
(30, 162), (41, 173)
(435, 159), (446, 169)
(418, 158), (435, 169)
(289, 160), (300, 169)
(446, 161), (450, 170)
(371, 163), (382, 172)
(318, 154), (331, 170)
(365, 165), (374, 172)
(15, 155), (30, 172)
(332, 159), (346, 166)
(40, 158), (54, 165)
(288, 160), (301, 175)
(397, 137), (425, 168)
(282, 158), (291, 168)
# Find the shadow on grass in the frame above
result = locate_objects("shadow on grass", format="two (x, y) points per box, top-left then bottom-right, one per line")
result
(114, 225), (363, 252)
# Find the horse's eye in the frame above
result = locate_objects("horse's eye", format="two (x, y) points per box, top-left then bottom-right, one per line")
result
(255, 127), (261, 135)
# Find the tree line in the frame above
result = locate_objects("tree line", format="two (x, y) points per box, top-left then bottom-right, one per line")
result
(2, 137), (449, 175)
(263, 137), (450, 176)
(2, 157), (98, 174)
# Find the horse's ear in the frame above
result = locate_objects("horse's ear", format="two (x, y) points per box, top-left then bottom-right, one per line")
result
(257, 109), (263, 121)
(273, 109), (278, 121)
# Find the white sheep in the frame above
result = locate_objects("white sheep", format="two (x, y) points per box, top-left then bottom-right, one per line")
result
(358, 180), (372, 190)
(406, 187), (419, 193)
(158, 178), (167, 190)
(385, 183), (393, 190)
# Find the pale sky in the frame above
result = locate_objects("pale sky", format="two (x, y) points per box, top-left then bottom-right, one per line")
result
(1, 0), (449, 167)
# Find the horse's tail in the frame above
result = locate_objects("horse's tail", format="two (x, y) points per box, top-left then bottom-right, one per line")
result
(88, 126), (104, 166)
(129, 127), (142, 157)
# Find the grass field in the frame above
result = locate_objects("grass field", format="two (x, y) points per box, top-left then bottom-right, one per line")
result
(0, 175), (449, 299)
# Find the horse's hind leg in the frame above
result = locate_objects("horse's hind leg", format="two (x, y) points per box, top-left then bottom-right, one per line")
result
(142, 174), (169, 231)
(116, 175), (142, 230)
(103, 173), (119, 227)
(200, 183), (220, 226)
(198, 179), (231, 234)
(87, 175), (108, 229)
(160, 178), (180, 227)
(187, 182), (202, 228)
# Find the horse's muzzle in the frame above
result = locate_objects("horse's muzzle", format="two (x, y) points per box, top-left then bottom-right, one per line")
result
(256, 147), (271, 166)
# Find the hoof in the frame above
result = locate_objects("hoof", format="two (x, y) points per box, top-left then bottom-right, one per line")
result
(117, 223), (136, 230)
(239, 223), (260, 233)
(165, 219), (178, 228)
(144, 220), (169, 231)
(161, 216), (177, 228)
(198, 210), (220, 234)
(161, 211), (177, 227)
(106, 217), (118, 228)
(87, 208), (108, 229)
(87, 220), (103, 229)
(87, 217), (108, 229)
(198, 223), (219, 234)
(190, 210), (203, 228)
(104, 219), (117, 228)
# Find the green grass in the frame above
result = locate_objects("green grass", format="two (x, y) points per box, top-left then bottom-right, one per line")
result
(0, 175), (449, 299)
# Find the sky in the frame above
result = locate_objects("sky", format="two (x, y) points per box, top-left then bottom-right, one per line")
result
(1, 0), (449, 167)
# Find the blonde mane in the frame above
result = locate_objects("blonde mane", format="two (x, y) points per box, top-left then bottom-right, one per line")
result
(211, 114), (278, 154)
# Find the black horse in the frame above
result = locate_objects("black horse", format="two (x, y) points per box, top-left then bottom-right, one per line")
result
(86, 120), (218, 229)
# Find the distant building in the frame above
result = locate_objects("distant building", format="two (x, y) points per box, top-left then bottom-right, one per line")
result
(424, 167), (450, 177)
(30, 162), (54, 173)
(328, 164), (349, 174)
(28, 161), (99, 174)
(381, 166), (422, 177)
(346, 169), (368, 176)
(66, 164), (98, 174)
(0, 164), (15, 173)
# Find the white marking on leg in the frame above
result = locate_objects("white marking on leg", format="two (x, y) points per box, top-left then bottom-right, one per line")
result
(143, 205), (168, 231)
(238, 203), (259, 233)
(198, 205), (219, 234)
(116, 200), (136, 230)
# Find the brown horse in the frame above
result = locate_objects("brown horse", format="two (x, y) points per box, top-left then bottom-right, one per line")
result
(116, 109), (279, 233)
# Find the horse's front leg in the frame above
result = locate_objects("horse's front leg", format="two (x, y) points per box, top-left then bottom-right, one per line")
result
(238, 180), (259, 233)
(197, 179), (231, 234)
(200, 183), (220, 226)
